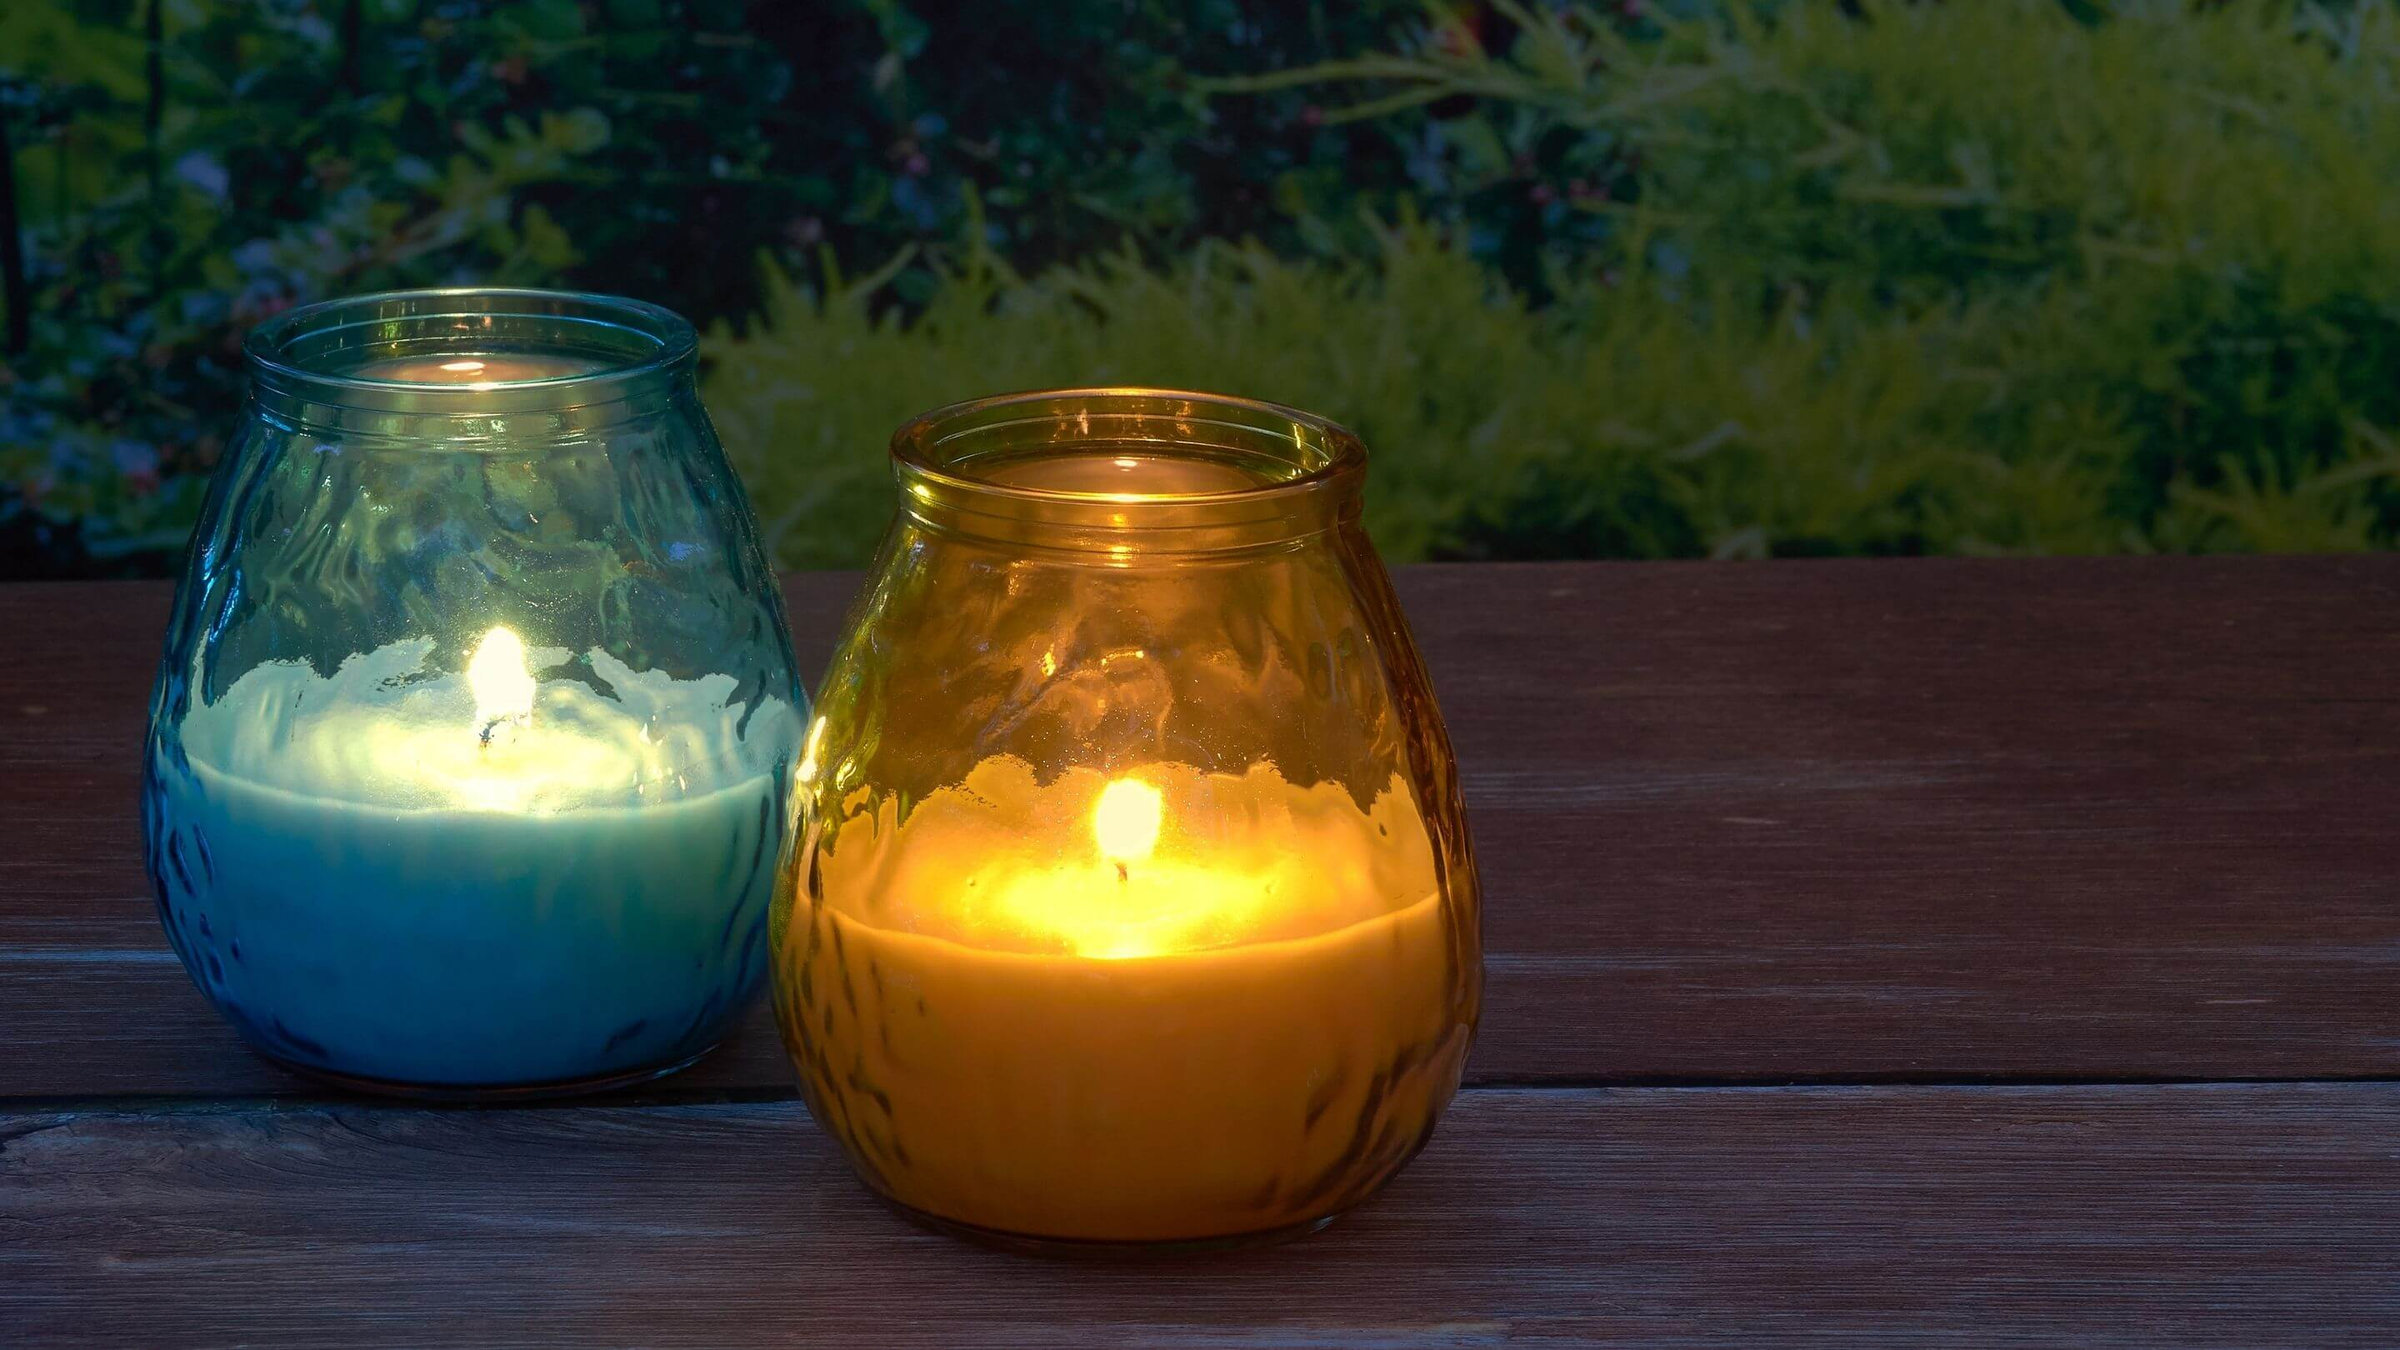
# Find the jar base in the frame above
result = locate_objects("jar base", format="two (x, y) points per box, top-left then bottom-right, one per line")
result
(249, 1042), (720, 1103)
(876, 1193), (1344, 1258)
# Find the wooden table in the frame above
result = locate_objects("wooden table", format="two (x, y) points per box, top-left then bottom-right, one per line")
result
(4, 559), (2397, 1345)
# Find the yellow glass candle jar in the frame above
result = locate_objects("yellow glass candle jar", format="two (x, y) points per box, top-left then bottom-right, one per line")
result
(772, 388), (1481, 1251)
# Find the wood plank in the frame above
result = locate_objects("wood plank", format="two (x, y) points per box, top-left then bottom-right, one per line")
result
(4, 1083), (2395, 1344)
(4, 558), (2399, 1097)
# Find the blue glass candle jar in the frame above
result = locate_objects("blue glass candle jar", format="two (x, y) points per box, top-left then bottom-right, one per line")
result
(142, 289), (806, 1098)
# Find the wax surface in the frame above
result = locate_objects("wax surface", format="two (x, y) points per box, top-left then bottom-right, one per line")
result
(347, 353), (603, 385)
(152, 641), (796, 1086)
(778, 757), (1473, 1242)
(980, 451), (1267, 496)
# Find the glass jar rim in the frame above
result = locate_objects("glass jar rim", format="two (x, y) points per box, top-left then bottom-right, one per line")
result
(889, 388), (1370, 553)
(892, 386), (1367, 507)
(244, 288), (697, 429)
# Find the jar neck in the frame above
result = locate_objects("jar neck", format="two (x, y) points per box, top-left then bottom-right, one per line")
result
(244, 288), (696, 444)
(890, 389), (1368, 555)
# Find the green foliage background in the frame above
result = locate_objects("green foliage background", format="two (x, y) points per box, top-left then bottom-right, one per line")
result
(6, 0), (2400, 574)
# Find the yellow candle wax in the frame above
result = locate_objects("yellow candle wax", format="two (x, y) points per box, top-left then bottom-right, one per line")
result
(778, 756), (1473, 1244)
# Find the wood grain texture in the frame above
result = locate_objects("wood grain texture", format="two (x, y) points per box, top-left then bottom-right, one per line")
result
(5, 557), (2400, 1098)
(4, 1083), (2394, 1345)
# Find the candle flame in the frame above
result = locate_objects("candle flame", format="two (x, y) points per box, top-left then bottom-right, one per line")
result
(438, 360), (488, 375)
(467, 626), (537, 744)
(1093, 777), (1163, 864)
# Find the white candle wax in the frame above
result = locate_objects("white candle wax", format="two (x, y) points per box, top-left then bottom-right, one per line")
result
(152, 631), (798, 1087)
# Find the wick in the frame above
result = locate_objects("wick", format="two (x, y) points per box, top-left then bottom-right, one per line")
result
(1115, 861), (1129, 884)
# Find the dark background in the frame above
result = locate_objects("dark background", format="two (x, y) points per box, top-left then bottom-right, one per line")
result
(5, 0), (2398, 576)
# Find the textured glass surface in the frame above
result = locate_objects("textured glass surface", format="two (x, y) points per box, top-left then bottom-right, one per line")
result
(143, 289), (807, 1095)
(774, 389), (1481, 1247)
